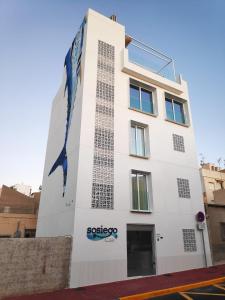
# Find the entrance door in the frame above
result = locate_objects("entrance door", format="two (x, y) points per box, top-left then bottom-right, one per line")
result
(127, 224), (155, 277)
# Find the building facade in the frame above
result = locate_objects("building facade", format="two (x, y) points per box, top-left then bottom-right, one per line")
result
(37, 9), (212, 287)
(10, 183), (32, 196)
(0, 185), (40, 237)
(200, 163), (225, 263)
(201, 163), (225, 203)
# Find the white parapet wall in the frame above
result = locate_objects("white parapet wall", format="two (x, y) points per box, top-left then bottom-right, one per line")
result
(0, 237), (72, 298)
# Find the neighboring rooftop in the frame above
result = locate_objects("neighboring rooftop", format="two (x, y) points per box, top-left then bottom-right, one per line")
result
(201, 163), (225, 174)
(0, 185), (40, 214)
(10, 183), (32, 196)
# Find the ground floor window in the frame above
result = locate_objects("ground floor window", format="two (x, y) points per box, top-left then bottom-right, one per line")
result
(24, 229), (36, 238)
(131, 171), (151, 212)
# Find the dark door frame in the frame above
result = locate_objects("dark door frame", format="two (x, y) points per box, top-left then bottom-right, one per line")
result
(126, 224), (156, 277)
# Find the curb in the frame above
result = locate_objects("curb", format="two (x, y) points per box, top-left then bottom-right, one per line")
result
(119, 276), (225, 300)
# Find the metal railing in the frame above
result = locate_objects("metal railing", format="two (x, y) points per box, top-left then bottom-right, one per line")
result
(126, 35), (178, 82)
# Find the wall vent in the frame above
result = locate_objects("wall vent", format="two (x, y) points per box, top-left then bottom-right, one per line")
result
(183, 229), (197, 252)
(177, 178), (191, 198)
(173, 134), (185, 152)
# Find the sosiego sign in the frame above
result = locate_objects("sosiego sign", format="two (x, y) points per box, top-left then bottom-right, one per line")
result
(87, 226), (118, 241)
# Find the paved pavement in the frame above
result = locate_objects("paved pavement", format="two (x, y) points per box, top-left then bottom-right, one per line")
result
(5, 264), (225, 300)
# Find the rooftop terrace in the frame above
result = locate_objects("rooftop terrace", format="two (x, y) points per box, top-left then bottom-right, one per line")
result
(125, 35), (180, 83)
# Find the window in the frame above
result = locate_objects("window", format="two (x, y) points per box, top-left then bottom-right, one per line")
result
(166, 97), (185, 124)
(177, 178), (191, 198)
(173, 134), (185, 152)
(131, 123), (147, 157)
(209, 182), (215, 191)
(220, 223), (225, 241)
(131, 171), (150, 211)
(130, 85), (153, 114)
(24, 229), (36, 238)
(182, 229), (197, 252)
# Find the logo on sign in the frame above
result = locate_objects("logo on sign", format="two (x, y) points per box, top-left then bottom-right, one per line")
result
(87, 226), (118, 241)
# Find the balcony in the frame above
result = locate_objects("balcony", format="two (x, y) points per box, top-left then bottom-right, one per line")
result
(126, 35), (180, 81)
(123, 35), (184, 95)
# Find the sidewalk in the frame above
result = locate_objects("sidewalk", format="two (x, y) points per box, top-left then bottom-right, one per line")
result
(6, 264), (225, 300)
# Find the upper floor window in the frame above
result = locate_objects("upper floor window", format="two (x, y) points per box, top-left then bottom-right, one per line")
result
(131, 171), (151, 212)
(130, 84), (153, 114)
(131, 124), (145, 156)
(166, 97), (185, 124)
(130, 121), (149, 158)
(209, 182), (215, 191)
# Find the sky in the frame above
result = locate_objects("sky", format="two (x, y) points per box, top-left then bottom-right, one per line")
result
(0, 0), (225, 191)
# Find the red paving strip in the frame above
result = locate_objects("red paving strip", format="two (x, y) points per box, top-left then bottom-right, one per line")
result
(5, 264), (225, 300)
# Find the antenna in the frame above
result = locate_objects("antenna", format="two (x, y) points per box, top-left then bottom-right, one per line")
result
(199, 153), (205, 166)
(217, 157), (222, 168)
(110, 14), (117, 22)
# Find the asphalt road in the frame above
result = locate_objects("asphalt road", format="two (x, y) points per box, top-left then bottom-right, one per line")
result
(149, 281), (225, 299)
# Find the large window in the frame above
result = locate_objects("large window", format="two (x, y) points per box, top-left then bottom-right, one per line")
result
(130, 85), (153, 114)
(166, 97), (185, 124)
(131, 171), (150, 211)
(131, 123), (147, 157)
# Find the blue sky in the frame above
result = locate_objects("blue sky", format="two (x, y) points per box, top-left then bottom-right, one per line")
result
(0, 0), (225, 191)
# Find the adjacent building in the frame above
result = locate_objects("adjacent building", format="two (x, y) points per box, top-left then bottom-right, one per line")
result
(200, 163), (225, 264)
(10, 183), (32, 196)
(37, 9), (212, 287)
(0, 185), (40, 238)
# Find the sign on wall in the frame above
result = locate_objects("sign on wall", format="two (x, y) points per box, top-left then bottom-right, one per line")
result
(87, 226), (118, 242)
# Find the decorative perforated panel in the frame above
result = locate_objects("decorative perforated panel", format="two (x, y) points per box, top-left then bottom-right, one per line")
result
(92, 41), (115, 209)
(182, 229), (197, 252)
(177, 178), (191, 198)
(173, 134), (185, 152)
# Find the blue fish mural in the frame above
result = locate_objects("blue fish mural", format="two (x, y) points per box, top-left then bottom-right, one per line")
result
(48, 18), (86, 197)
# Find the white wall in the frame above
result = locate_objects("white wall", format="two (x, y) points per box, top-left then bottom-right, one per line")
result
(36, 21), (88, 237)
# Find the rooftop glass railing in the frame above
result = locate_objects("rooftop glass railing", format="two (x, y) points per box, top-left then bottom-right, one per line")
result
(126, 35), (179, 83)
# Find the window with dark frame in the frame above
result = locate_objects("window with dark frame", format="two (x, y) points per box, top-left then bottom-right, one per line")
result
(130, 84), (153, 114)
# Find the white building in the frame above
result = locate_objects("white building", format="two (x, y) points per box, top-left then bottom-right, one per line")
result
(37, 9), (212, 288)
